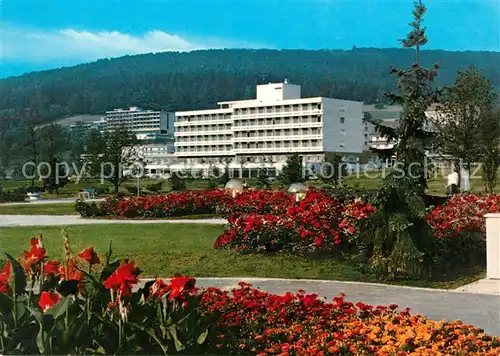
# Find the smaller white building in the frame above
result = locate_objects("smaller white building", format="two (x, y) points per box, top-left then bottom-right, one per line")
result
(106, 107), (175, 141)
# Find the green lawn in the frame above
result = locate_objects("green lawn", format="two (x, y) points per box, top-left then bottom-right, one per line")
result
(0, 203), (78, 215)
(0, 223), (484, 289)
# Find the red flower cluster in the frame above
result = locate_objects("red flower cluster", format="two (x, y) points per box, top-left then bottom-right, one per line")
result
(339, 201), (377, 236)
(104, 261), (141, 296)
(201, 283), (500, 355)
(215, 189), (345, 252)
(97, 189), (233, 218)
(425, 194), (500, 239)
(149, 276), (198, 303)
(0, 261), (11, 294)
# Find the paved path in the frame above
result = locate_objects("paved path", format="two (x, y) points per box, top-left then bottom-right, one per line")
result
(0, 198), (104, 206)
(0, 215), (227, 227)
(166, 277), (500, 336)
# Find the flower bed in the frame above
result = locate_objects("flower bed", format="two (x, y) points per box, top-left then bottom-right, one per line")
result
(214, 190), (345, 253)
(0, 236), (499, 355)
(76, 189), (233, 217)
(425, 194), (500, 239)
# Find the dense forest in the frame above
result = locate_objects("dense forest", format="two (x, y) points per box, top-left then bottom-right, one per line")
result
(1, 48), (500, 123)
(0, 48), (499, 179)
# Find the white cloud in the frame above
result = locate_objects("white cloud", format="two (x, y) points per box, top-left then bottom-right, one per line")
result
(0, 24), (263, 63)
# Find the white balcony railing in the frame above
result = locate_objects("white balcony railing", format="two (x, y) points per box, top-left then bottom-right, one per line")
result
(233, 146), (322, 154)
(232, 134), (323, 142)
(232, 122), (322, 131)
(232, 109), (322, 120)
(175, 140), (232, 147)
(175, 151), (235, 157)
(174, 119), (233, 127)
(175, 130), (233, 136)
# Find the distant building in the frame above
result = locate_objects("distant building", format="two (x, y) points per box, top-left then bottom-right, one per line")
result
(138, 143), (178, 177)
(105, 106), (175, 141)
(70, 118), (108, 135)
(172, 82), (365, 177)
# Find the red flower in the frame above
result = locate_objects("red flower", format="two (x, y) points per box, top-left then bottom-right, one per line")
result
(168, 276), (197, 300)
(59, 259), (83, 282)
(78, 247), (100, 265)
(44, 260), (60, 277)
(23, 237), (46, 270)
(38, 291), (60, 312)
(104, 261), (140, 296)
(0, 261), (11, 294)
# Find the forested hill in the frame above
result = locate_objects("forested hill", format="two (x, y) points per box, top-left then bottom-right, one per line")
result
(1, 48), (499, 123)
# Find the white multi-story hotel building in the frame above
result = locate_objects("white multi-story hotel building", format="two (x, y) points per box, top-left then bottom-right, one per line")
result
(106, 106), (175, 141)
(173, 82), (365, 177)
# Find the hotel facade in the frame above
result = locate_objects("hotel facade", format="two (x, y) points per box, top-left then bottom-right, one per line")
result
(106, 106), (175, 141)
(172, 82), (365, 177)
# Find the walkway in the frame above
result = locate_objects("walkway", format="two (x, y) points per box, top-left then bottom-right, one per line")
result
(0, 215), (227, 227)
(0, 198), (104, 206)
(180, 277), (500, 336)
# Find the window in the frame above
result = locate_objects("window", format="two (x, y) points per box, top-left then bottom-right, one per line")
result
(340, 142), (346, 148)
(340, 117), (345, 124)
(364, 134), (368, 138)
(317, 116), (321, 122)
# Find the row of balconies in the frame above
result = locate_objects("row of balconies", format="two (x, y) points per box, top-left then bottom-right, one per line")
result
(175, 141), (232, 147)
(232, 134), (323, 142)
(232, 109), (322, 119)
(174, 118), (233, 126)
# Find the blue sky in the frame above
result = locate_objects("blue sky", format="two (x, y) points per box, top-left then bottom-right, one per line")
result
(0, 0), (499, 77)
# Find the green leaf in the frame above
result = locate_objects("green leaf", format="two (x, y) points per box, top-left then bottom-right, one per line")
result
(6, 253), (27, 295)
(197, 328), (209, 345)
(36, 329), (45, 354)
(57, 280), (79, 296)
(46, 296), (70, 319)
(0, 291), (13, 315)
(27, 305), (43, 324)
(128, 322), (168, 355)
(99, 260), (121, 283)
(167, 325), (185, 352)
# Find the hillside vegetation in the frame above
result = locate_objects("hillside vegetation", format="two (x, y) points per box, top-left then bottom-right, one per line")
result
(1, 48), (499, 124)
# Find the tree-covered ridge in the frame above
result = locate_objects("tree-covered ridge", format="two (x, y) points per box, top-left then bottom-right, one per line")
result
(1, 48), (499, 123)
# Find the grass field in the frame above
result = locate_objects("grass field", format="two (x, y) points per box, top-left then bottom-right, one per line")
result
(0, 223), (484, 289)
(0, 203), (78, 215)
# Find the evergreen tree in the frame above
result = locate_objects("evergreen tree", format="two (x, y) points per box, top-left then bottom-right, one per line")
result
(360, 0), (441, 279)
(170, 171), (186, 191)
(280, 153), (304, 185)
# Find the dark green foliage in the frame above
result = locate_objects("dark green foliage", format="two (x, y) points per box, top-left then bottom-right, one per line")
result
(84, 127), (140, 193)
(257, 168), (272, 189)
(146, 181), (163, 192)
(358, 1), (441, 279)
(170, 172), (186, 191)
(41, 158), (69, 194)
(480, 109), (500, 192)
(0, 186), (26, 202)
(280, 154), (304, 185)
(318, 154), (347, 187)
